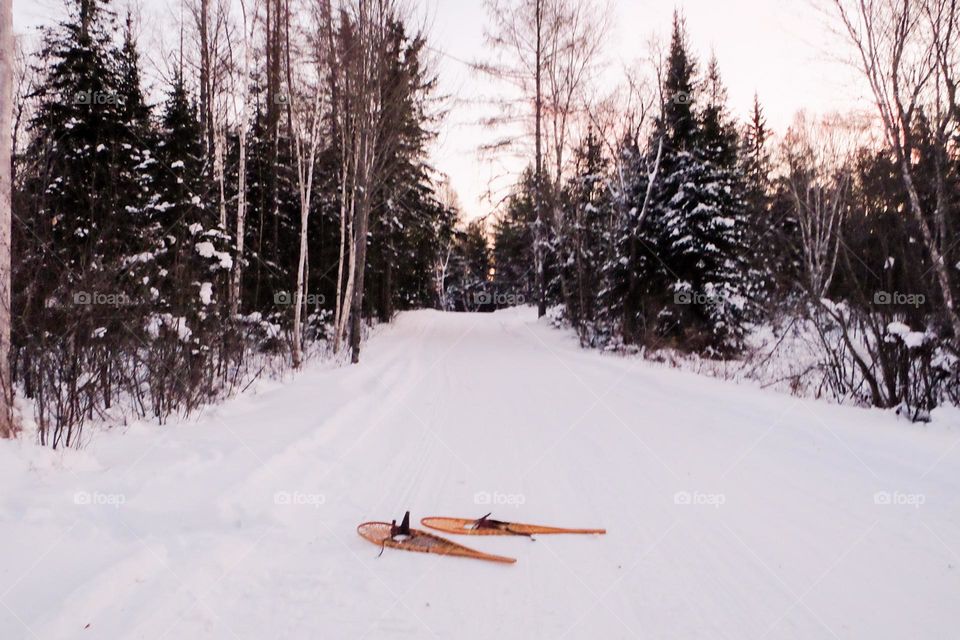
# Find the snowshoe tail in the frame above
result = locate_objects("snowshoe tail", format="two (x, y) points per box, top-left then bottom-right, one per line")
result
(358, 521), (516, 564)
(420, 516), (606, 536)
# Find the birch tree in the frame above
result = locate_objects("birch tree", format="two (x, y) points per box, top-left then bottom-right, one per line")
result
(228, 0), (257, 318)
(833, 0), (960, 340)
(782, 112), (864, 298)
(289, 7), (326, 368)
(0, 0), (14, 437)
(324, 0), (410, 363)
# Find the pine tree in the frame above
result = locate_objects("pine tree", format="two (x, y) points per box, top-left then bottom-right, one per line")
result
(559, 128), (613, 343)
(678, 57), (754, 354)
(492, 169), (537, 303)
(621, 10), (703, 346)
(113, 13), (159, 300)
(447, 220), (491, 311)
(640, 25), (755, 355)
(662, 12), (697, 150)
(741, 94), (779, 302)
(20, 0), (149, 342)
(144, 71), (233, 397)
(597, 133), (650, 345)
(244, 94), (298, 314)
(364, 23), (446, 319)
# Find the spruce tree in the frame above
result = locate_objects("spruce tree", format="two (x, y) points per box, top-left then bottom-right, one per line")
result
(597, 134), (650, 346)
(635, 10), (703, 345)
(492, 169), (537, 303)
(560, 128), (613, 343)
(21, 0), (148, 338)
(641, 21), (755, 355)
(681, 57), (754, 354)
(146, 72), (232, 363)
(742, 94), (779, 302)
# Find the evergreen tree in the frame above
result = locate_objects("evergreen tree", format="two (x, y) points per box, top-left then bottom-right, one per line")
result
(19, 0), (149, 343)
(597, 133), (651, 345)
(492, 169), (537, 303)
(622, 10), (704, 346)
(244, 89), (298, 315)
(639, 25), (755, 354)
(365, 22), (448, 319)
(559, 128), (613, 343)
(742, 94), (784, 302)
(144, 71), (233, 390)
(446, 220), (491, 311)
(672, 57), (754, 354)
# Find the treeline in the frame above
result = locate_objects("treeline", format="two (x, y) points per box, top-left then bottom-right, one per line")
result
(491, 11), (960, 418)
(10, 0), (477, 447)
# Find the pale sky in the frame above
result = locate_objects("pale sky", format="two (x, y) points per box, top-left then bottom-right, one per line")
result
(423, 0), (869, 220)
(14, 0), (870, 220)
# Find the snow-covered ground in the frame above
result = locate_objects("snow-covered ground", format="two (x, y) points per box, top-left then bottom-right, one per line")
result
(1, 307), (959, 639)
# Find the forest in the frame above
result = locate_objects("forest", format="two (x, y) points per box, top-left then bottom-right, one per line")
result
(0, 0), (958, 447)
(0, 2), (959, 639)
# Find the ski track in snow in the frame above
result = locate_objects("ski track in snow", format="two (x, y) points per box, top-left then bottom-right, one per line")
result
(1, 307), (959, 639)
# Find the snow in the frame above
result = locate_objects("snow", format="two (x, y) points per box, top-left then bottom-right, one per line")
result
(195, 241), (216, 258)
(195, 242), (233, 270)
(144, 313), (193, 342)
(1, 308), (958, 639)
(887, 321), (928, 348)
(199, 282), (213, 305)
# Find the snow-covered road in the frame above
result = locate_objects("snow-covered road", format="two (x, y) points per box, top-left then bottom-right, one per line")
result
(2, 308), (959, 639)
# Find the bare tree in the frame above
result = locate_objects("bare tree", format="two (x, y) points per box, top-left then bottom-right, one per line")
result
(288, 5), (326, 368)
(782, 111), (865, 298)
(481, 0), (608, 316)
(227, 0), (258, 318)
(541, 0), (607, 309)
(325, 0), (355, 353)
(345, 0), (386, 364)
(322, 0), (412, 363)
(0, 0), (13, 437)
(833, 0), (960, 340)
(480, 0), (548, 316)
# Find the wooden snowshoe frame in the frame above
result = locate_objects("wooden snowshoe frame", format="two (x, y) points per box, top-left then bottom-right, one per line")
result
(420, 516), (606, 536)
(357, 522), (517, 564)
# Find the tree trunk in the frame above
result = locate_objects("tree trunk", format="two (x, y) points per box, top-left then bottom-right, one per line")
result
(534, 0), (545, 318)
(292, 200), (309, 368)
(230, 118), (247, 318)
(199, 0), (213, 161)
(0, 0), (15, 437)
(350, 196), (371, 364)
(899, 157), (960, 341)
